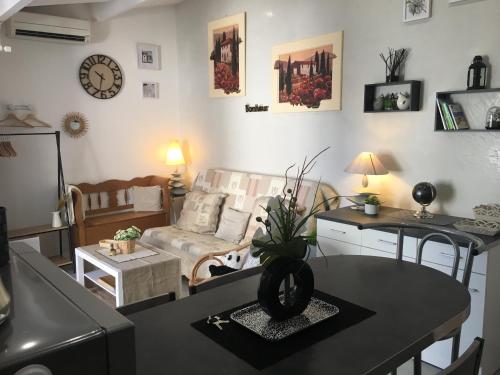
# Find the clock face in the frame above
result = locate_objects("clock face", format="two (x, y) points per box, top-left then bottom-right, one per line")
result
(79, 54), (123, 100)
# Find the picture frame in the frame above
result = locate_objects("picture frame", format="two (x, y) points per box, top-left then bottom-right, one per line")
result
(137, 43), (161, 70)
(271, 31), (343, 113)
(208, 12), (246, 98)
(142, 82), (159, 99)
(403, 0), (432, 22)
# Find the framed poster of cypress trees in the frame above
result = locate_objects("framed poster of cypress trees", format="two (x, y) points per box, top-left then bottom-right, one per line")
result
(272, 32), (343, 113)
(208, 13), (246, 97)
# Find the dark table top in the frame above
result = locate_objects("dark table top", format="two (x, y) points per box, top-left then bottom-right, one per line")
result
(128, 255), (470, 375)
(316, 206), (500, 251)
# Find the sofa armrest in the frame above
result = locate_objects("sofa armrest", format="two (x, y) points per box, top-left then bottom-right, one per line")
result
(189, 241), (251, 286)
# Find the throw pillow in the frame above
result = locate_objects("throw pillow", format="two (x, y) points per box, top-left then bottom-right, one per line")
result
(244, 196), (272, 241)
(215, 208), (251, 244)
(175, 191), (226, 234)
(132, 185), (162, 212)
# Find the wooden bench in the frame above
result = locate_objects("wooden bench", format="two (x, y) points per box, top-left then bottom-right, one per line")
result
(71, 176), (169, 247)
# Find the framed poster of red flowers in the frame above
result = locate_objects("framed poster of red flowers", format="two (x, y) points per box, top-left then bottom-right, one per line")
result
(272, 32), (343, 112)
(208, 13), (246, 98)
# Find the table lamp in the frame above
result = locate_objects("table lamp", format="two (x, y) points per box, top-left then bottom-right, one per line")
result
(166, 140), (187, 197)
(345, 152), (388, 188)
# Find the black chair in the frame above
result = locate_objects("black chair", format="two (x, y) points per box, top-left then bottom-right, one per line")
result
(116, 292), (176, 316)
(439, 337), (484, 375)
(189, 266), (263, 295)
(357, 222), (485, 375)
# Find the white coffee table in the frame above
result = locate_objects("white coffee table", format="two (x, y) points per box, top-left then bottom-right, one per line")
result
(75, 242), (181, 307)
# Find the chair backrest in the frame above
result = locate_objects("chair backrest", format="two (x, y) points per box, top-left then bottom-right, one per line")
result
(439, 337), (484, 375)
(74, 175), (169, 216)
(357, 222), (485, 287)
(189, 266), (263, 295)
(117, 292), (176, 316)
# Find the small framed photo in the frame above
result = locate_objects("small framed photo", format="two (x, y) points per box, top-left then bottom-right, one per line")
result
(403, 0), (432, 22)
(142, 82), (159, 99)
(137, 43), (161, 70)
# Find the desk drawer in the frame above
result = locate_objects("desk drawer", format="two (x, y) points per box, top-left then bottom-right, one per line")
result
(317, 220), (361, 245)
(317, 237), (361, 257)
(418, 240), (487, 275)
(362, 230), (417, 259)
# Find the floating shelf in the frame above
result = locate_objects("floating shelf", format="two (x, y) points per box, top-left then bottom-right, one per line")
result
(364, 80), (422, 113)
(435, 88), (500, 132)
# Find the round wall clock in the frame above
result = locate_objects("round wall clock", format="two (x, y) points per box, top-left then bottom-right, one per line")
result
(79, 54), (123, 100)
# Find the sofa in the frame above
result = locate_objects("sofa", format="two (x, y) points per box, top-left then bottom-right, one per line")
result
(71, 176), (169, 247)
(141, 169), (338, 285)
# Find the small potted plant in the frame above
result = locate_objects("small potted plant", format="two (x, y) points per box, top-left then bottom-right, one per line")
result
(114, 226), (141, 254)
(52, 193), (70, 228)
(364, 195), (380, 216)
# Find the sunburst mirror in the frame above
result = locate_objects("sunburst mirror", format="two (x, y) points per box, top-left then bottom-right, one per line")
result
(62, 112), (88, 138)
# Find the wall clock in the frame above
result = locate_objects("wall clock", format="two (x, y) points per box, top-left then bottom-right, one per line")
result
(79, 54), (123, 100)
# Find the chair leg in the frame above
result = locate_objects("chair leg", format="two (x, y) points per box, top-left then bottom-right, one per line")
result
(451, 332), (461, 362)
(413, 353), (422, 375)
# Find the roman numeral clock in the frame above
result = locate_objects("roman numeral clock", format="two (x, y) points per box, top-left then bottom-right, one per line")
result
(79, 54), (123, 99)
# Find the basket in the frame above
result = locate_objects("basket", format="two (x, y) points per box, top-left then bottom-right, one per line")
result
(453, 219), (500, 237)
(116, 240), (136, 254)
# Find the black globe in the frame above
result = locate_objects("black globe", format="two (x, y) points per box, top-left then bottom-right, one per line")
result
(412, 182), (437, 206)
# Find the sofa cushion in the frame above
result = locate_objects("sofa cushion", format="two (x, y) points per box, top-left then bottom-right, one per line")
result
(175, 191), (226, 234)
(85, 211), (166, 228)
(132, 185), (162, 211)
(244, 196), (272, 241)
(215, 208), (251, 244)
(142, 226), (238, 277)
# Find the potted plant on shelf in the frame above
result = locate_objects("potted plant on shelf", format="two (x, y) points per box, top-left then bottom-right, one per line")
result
(114, 226), (141, 254)
(364, 195), (380, 216)
(251, 147), (336, 321)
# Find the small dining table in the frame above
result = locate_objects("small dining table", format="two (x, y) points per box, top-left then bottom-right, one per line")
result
(127, 255), (470, 375)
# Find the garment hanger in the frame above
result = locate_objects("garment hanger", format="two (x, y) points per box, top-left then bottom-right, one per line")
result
(0, 135), (16, 157)
(0, 113), (33, 128)
(23, 114), (51, 128)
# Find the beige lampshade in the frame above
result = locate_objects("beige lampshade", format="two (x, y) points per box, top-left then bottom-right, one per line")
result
(166, 141), (185, 166)
(345, 152), (388, 176)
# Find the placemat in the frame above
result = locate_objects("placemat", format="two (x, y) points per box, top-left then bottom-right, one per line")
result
(191, 290), (375, 370)
(96, 245), (158, 263)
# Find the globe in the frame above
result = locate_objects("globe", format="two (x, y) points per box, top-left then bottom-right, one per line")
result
(412, 182), (437, 207)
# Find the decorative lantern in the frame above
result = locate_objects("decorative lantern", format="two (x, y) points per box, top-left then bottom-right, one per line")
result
(467, 56), (487, 90)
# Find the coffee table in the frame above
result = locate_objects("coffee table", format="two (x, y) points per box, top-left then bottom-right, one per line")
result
(75, 241), (181, 307)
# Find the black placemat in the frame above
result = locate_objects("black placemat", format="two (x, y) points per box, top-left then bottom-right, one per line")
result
(191, 290), (376, 370)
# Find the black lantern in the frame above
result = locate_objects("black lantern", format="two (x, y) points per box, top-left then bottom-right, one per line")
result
(467, 55), (487, 90)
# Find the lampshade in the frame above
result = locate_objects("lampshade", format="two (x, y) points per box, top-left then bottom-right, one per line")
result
(345, 152), (388, 176)
(345, 152), (388, 188)
(166, 141), (185, 166)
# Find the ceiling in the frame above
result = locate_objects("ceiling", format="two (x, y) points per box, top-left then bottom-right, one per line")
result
(0, 0), (184, 22)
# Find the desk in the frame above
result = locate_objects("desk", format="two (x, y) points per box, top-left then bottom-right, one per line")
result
(126, 255), (469, 375)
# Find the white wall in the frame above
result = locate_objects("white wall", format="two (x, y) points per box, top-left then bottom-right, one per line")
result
(0, 6), (180, 229)
(175, 0), (500, 217)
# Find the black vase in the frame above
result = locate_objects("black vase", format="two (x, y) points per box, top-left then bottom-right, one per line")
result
(258, 257), (314, 321)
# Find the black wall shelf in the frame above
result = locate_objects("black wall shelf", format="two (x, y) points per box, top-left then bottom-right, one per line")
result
(364, 80), (422, 113)
(435, 88), (500, 132)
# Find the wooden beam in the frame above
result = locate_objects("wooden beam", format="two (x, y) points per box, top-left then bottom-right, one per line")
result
(90, 0), (147, 21)
(0, 0), (33, 22)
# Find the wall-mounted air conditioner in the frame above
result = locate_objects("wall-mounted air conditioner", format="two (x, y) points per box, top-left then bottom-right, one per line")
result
(7, 12), (91, 44)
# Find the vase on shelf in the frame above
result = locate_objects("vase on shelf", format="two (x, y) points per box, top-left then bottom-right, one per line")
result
(51, 211), (63, 228)
(257, 239), (314, 321)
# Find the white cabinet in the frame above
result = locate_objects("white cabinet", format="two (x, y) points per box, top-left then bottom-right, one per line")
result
(317, 217), (490, 371)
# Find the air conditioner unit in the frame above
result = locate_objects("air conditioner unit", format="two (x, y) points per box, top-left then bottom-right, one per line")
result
(7, 12), (91, 44)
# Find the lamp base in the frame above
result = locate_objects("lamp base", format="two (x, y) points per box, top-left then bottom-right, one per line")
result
(414, 205), (434, 219)
(168, 173), (186, 197)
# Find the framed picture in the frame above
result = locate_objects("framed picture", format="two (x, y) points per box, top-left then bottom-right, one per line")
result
(403, 0), (432, 22)
(208, 12), (246, 97)
(271, 31), (343, 113)
(142, 82), (159, 99)
(137, 43), (161, 70)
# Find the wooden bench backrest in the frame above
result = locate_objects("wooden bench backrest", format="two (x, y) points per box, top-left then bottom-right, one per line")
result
(76, 175), (168, 216)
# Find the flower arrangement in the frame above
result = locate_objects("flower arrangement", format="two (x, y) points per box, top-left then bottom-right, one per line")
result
(56, 193), (71, 211)
(114, 226), (141, 241)
(251, 147), (336, 266)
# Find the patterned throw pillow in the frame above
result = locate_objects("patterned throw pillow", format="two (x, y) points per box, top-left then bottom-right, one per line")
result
(175, 191), (227, 234)
(215, 208), (251, 244)
(243, 196), (272, 241)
